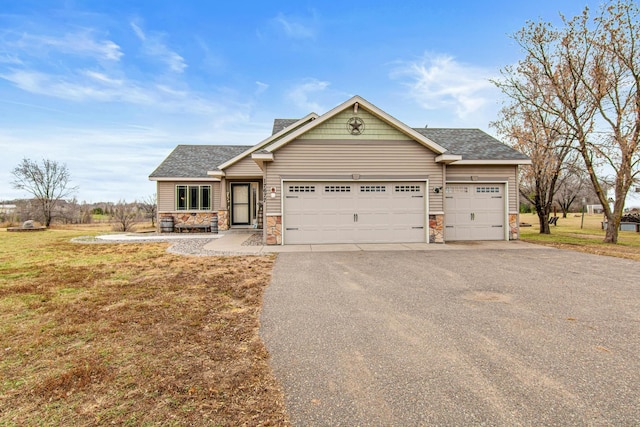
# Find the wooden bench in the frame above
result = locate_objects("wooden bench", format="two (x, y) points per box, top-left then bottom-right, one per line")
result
(175, 223), (211, 233)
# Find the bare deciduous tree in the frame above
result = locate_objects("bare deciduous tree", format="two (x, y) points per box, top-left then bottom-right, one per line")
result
(554, 166), (594, 217)
(139, 193), (158, 227)
(111, 200), (138, 232)
(11, 158), (78, 227)
(495, 0), (640, 243)
(491, 100), (574, 233)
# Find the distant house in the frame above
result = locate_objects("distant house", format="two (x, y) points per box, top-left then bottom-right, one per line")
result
(150, 96), (530, 245)
(608, 187), (640, 212)
(0, 203), (16, 214)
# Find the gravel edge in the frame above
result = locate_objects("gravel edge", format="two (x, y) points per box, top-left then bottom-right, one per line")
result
(71, 234), (267, 257)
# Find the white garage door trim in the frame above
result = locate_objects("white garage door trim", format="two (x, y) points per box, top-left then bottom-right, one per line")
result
(281, 178), (429, 245)
(444, 180), (509, 241)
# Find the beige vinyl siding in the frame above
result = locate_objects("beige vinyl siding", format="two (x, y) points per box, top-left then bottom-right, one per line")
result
(298, 109), (412, 140)
(446, 165), (518, 212)
(223, 156), (263, 177)
(157, 181), (221, 212)
(157, 181), (173, 211)
(265, 139), (442, 214)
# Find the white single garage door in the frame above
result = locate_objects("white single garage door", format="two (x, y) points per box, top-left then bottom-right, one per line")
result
(283, 181), (426, 244)
(445, 184), (506, 241)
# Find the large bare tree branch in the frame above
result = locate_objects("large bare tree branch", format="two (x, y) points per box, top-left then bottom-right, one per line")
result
(495, 0), (640, 243)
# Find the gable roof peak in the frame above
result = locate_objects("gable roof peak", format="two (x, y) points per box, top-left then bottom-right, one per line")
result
(262, 95), (448, 154)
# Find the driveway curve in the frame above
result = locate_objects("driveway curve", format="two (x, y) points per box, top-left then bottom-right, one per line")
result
(260, 246), (639, 426)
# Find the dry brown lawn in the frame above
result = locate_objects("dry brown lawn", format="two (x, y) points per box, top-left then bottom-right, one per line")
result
(0, 228), (289, 426)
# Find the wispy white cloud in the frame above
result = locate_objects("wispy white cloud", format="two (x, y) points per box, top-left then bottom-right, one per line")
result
(0, 68), (237, 116)
(286, 78), (330, 112)
(255, 81), (269, 96)
(0, 22), (232, 118)
(83, 70), (123, 86)
(195, 37), (227, 73)
(10, 31), (123, 61)
(130, 21), (186, 73)
(130, 21), (146, 41)
(272, 12), (317, 40)
(390, 53), (497, 119)
(0, 53), (23, 64)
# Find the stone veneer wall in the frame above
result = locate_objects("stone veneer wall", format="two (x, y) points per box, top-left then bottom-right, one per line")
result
(509, 213), (519, 240)
(429, 214), (444, 243)
(158, 211), (216, 231)
(217, 209), (229, 231)
(266, 215), (282, 245)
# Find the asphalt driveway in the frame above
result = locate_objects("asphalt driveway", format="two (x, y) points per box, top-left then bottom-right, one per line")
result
(260, 244), (640, 426)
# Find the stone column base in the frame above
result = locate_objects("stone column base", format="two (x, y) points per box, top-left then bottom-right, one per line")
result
(266, 215), (282, 245)
(217, 210), (229, 231)
(429, 214), (444, 243)
(509, 213), (519, 240)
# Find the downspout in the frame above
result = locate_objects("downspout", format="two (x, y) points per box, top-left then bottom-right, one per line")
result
(263, 163), (268, 244)
(220, 177), (227, 209)
(442, 162), (447, 241)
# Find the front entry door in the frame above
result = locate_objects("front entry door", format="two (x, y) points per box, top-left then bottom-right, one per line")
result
(231, 183), (251, 225)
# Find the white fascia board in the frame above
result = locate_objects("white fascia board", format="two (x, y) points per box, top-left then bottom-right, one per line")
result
(450, 159), (532, 165)
(251, 152), (274, 161)
(150, 177), (221, 182)
(251, 152), (274, 171)
(435, 154), (463, 164)
(207, 170), (225, 177)
(216, 113), (319, 170)
(264, 95), (448, 154)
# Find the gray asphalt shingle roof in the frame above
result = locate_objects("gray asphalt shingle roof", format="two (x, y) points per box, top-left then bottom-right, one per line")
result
(413, 128), (529, 161)
(150, 124), (528, 179)
(272, 118), (299, 135)
(149, 145), (250, 178)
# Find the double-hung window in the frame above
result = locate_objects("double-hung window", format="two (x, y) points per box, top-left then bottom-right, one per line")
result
(176, 185), (211, 210)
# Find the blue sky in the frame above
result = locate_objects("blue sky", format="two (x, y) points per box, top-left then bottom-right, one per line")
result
(0, 0), (599, 202)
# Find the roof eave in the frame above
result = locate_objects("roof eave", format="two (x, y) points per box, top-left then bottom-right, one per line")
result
(450, 159), (532, 165)
(435, 154), (463, 164)
(251, 152), (274, 171)
(150, 176), (222, 182)
(217, 113), (319, 170)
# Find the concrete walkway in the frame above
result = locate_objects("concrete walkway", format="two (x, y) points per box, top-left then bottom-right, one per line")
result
(95, 233), (222, 241)
(202, 233), (541, 253)
(94, 230), (543, 254)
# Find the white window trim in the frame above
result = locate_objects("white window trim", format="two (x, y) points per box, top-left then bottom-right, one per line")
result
(175, 184), (212, 211)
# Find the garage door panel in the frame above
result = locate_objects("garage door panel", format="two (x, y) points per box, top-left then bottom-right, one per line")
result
(283, 181), (426, 244)
(472, 211), (503, 226)
(445, 184), (505, 241)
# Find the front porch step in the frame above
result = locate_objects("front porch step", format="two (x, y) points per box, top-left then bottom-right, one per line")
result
(224, 228), (263, 234)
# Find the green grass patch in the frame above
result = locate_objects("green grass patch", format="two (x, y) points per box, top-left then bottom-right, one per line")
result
(519, 212), (640, 261)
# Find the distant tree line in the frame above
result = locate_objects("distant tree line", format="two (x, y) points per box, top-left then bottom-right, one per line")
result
(0, 197), (157, 231)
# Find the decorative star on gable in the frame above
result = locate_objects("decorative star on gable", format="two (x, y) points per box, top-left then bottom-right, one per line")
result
(347, 117), (365, 135)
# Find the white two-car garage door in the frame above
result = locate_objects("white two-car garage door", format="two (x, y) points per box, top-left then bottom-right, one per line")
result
(444, 183), (506, 241)
(283, 181), (426, 244)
